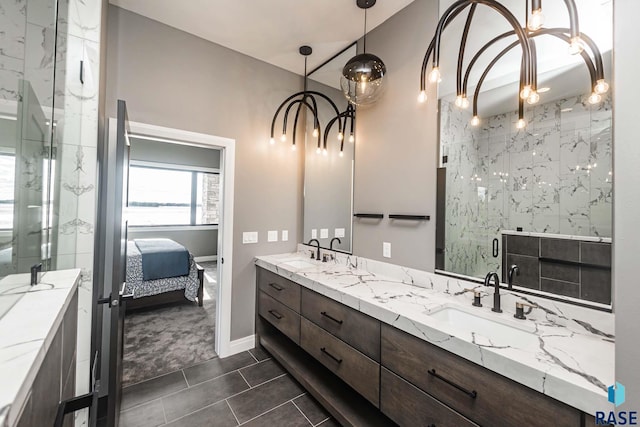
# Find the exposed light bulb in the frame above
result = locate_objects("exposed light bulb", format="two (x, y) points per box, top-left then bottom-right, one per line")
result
(588, 92), (602, 104)
(429, 67), (440, 83)
(322, 149), (328, 156)
(269, 137), (275, 145)
(337, 132), (344, 141)
(349, 134), (355, 143)
(339, 151), (344, 157)
(316, 147), (321, 154)
(528, 9), (544, 31)
(520, 85), (532, 100)
(527, 91), (540, 104)
(516, 118), (527, 129)
(291, 144), (296, 151)
(470, 115), (480, 126)
(568, 37), (585, 55)
(417, 90), (427, 103)
(312, 128), (319, 137)
(455, 95), (470, 109)
(280, 133), (287, 142)
(594, 79), (609, 95)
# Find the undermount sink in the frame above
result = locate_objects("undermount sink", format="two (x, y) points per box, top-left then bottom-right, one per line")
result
(425, 305), (539, 349)
(279, 259), (317, 269)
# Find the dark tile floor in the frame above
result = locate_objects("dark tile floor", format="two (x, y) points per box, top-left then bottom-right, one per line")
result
(119, 347), (340, 427)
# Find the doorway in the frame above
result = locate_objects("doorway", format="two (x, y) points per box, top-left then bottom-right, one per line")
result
(124, 120), (236, 365)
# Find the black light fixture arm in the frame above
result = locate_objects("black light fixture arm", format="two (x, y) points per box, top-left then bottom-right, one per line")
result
(456, 4), (477, 96)
(323, 108), (355, 152)
(432, 0), (533, 84)
(562, 0), (580, 39)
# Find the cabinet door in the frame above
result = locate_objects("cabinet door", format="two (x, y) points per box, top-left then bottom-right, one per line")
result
(258, 267), (301, 312)
(259, 291), (301, 344)
(381, 324), (582, 427)
(381, 368), (478, 427)
(301, 288), (380, 361)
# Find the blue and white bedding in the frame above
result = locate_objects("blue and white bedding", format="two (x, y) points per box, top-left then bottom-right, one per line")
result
(124, 240), (199, 301)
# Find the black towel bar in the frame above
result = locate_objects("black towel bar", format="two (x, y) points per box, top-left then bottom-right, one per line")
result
(388, 214), (430, 221)
(353, 213), (384, 219)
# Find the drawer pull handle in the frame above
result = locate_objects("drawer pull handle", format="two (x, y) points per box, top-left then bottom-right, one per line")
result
(269, 282), (284, 291)
(320, 347), (343, 364)
(428, 369), (477, 399)
(320, 311), (343, 325)
(268, 310), (283, 320)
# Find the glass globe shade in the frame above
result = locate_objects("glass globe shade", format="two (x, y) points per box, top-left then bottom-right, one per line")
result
(341, 53), (387, 106)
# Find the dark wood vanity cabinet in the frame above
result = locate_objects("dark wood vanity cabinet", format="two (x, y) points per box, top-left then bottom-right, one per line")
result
(256, 266), (594, 427)
(16, 290), (78, 427)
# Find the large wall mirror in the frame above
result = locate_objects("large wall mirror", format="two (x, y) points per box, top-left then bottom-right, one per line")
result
(302, 44), (357, 253)
(435, 0), (613, 307)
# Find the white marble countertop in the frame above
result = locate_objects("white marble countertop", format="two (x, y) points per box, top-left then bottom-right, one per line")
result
(0, 269), (81, 427)
(255, 249), (614, 416)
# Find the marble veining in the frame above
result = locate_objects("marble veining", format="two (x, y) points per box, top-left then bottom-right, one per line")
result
(256, 247), (614, 416)
(0, 269), (80, 427)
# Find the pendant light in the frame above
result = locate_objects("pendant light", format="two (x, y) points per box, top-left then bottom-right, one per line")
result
(270, 46), (342, 151)
(341, 0), (387, 106)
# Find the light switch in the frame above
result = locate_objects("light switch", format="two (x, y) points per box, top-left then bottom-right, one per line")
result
(267, 230), (278, 242)
(311, 229), (317, 239)
(383, 242), (391, 258)
(282, 230), (289, 241)
(243, 232), (258, 244)
(335, 228), (345, 238)
(320, 228), (329, 239)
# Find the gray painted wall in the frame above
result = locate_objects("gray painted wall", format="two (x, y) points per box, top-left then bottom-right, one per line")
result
(129, 137), (221, 169)
(352, 0), (439, 270)
(614, 0), (640, 412)
(106, 6), (304, 340)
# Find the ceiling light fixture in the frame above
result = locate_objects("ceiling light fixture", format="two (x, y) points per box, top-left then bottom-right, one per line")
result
(341, 0), (387, 106)
(270, 46), (343, 152)
(419, 0), (609, 129)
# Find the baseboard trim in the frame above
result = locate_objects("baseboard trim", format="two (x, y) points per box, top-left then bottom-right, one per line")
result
(221, 335), (256, 358)
(194, 255), (217, 262)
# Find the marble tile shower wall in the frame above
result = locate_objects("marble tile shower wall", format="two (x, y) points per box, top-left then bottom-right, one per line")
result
(440, 94), (612, 278)
(0, 0), (101, 422)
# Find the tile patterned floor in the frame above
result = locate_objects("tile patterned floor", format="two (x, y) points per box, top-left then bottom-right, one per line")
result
(119, 347), (340, 427)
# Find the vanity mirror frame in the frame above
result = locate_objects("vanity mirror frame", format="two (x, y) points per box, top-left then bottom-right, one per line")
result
(302, 42), (358, 255)
(432, 0), (613, 311)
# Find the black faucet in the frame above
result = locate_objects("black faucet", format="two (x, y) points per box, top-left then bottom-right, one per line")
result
(484, 272), (502, 313)
(308, 239), (321, 260)
(330, 237), (341, 251)
(507, 264), (520, 290)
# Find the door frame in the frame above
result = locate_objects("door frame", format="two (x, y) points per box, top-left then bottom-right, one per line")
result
(126, 121), (236, 357)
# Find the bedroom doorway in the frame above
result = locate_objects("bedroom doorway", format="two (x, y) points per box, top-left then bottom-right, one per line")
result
(121, 121), (236, 386)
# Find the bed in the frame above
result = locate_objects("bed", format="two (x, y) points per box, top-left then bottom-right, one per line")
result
(124, 238), (204, 311)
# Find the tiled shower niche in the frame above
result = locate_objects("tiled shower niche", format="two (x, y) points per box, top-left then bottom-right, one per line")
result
(439, 93), (612, 281)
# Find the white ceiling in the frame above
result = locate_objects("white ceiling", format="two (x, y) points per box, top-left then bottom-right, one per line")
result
(108, 0), (415, 77)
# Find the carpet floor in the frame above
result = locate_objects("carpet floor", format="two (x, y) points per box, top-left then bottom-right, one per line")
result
(122, 262), (218, 387)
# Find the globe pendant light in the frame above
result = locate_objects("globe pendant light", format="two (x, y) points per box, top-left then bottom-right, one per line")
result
(341, 0), (387, 106)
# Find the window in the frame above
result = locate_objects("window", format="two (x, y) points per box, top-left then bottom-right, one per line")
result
(127, 164), (220, 227)
(0, 154), (15, 230)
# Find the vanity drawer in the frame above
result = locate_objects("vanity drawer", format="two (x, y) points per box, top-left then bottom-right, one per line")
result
(381, 324), (582, 427)
(381, 367), (478, 427)
(300, 317), (380, 407)
(301, 288), (381, 361)
(259, 291), (300, 344)
(258, 267), (301, 312)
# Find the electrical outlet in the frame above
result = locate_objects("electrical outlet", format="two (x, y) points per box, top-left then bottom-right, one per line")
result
(335, 228), (345, 238)
(242, 232), (258, 244)
(282, 230), (289, 241)
(311, 229), (317, 239)
(383, 242), (391, 258)
(267, 230), (278, 242)
(320, 228), (329, 239)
